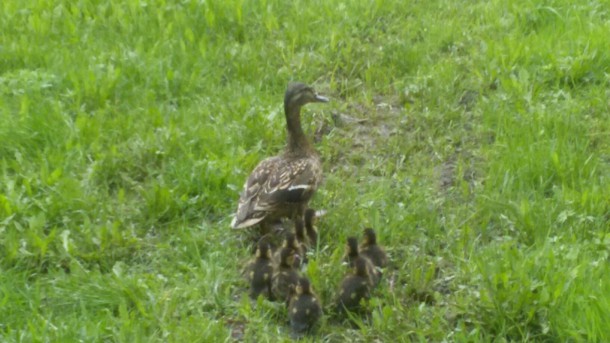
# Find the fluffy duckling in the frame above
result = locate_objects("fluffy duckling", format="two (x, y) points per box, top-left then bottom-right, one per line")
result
(304, 208), (319, 244)
(336, 256), (372, 315)
(242, 240), (274, 300)
(288, 277), (323, 337)
(359, 228), (388, 269)
(294, 219), (312, 261)
(231, 83), (329, 236)
(272, 247), (300, 303)
(345, 236), (380, 287)
(294, 218), (308, 248)
(273, 232), (304, 268)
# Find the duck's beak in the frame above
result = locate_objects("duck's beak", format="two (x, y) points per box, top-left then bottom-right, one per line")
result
(314, 94), (329, 103)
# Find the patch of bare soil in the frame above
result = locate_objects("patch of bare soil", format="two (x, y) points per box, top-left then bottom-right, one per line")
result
(314, 92), (486, 198)
(313, 96), (408, 175)
(226, 318), (247, 341)
(435, 149), (480, 194)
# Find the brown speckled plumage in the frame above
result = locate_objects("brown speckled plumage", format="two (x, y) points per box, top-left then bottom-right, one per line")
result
(336, 256), (372, 314)
(359, 228), (388, 269)
(242, 240), (274, 300)
(345, 236), (380, 287)
(272, 247), (300, 303)
(232, 83), (328, 231)
(272, 232), (305, 268)
(288, 277), (322, 337)
(294, 219), (311, 260)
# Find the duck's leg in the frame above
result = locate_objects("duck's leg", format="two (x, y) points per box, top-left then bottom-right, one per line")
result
(304, 208), (319, 245)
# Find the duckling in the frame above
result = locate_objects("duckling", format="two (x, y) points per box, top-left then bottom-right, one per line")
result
(304, 208), (319, 244)
(359, 228), (388, 269)
(345, 236), (380, 287)
(272, 232), (305, 268)
(288, 277), (323, 337)
(272, 247), (300, 302)
(294, 218), (314, 262)
(242, 240), (274, 300)
(336, 256), (372, 315)
(231, 83), (329, 237)
(294, 218), (309, 250)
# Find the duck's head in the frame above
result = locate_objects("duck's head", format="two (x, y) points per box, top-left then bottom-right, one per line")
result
(255, 240), (272, 259)
(283, 232), (299, 249)
(362, 228), (377, 245)
(295, 277), (312, 295)
(346, 236), (359, 256)
(284, 83), (329, 110)
(353, 257), (369, 277)
(280, 247), (297, 267)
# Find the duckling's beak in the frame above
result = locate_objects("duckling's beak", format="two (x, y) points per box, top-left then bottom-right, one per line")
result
(314, 94), (329, 103)
(294, 254), (302, 267)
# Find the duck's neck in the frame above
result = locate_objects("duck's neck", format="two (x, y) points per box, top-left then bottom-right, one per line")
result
(285, 104), (313, 156)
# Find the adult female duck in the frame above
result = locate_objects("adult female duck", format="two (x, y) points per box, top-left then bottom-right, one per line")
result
(231, 83), (328, 233)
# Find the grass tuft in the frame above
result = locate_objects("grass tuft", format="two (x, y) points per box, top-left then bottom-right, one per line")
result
(1, 0), (608, 341)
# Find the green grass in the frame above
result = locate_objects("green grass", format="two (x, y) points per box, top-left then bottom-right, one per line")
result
(1, 0), (609, 341)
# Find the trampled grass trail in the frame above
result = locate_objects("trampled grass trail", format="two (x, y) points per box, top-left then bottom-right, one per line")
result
(1, 0), (608, 341)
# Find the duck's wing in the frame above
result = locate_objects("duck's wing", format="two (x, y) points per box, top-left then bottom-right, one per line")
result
(232, 156), (321, 229)
(232, 156), (281, 229)
(258, 158), (321, 205)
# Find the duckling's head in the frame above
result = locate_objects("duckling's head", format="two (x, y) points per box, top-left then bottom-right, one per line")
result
(346, 237), (359, 256)
(353, 257), (369, 277)
(295, 277), (312, 295)
(283, 232), (299, 249)
(256, 240), (272, 259)
(284, 83), (329, 110)
(362, 228), (377, 245)
(280, 247), (296, 267)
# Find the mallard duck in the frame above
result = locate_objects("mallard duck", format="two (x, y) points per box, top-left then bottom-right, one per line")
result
(288, 277), (323, 337)
(359, 228), (388, 269)
(345, 236), (380, 287)
(272, 247), (301, 302)
(231, 83), (329, 235)
(336, 256), (372, 315)
(242, 239), (274, 300)
(272, 232), (305, 268)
